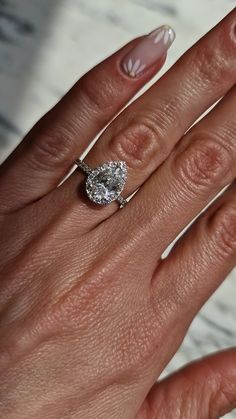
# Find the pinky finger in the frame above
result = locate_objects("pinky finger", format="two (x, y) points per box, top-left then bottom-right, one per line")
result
(152, 181), (236, 325)
(138, 349), (236, 419)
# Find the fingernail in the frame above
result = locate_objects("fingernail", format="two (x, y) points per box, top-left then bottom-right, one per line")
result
(121, 25), (176, 78)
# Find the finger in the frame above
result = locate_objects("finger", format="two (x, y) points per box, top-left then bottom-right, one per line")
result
(139, 349), (236, 419)
(138, 183), (236, 391)
(59, 9), (236, 223)
(0, 29), (168, 213)
(118, 82), (236, 261)
(151, 182), (236, 336)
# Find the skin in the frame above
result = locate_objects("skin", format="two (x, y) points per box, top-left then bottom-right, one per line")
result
(0, 8), (236, 419)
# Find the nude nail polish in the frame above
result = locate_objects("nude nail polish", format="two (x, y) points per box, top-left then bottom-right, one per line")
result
(121, 25), (176, 78)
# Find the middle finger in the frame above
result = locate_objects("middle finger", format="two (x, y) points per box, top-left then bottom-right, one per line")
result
(118, 83), (236, 263)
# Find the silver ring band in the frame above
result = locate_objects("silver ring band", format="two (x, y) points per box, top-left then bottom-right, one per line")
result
(75, 159), (128, 208)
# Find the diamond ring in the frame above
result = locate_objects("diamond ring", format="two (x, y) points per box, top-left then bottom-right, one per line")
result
(75, 159), (128, 208)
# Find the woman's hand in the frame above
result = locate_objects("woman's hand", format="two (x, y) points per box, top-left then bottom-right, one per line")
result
(0, 9), (236, 419)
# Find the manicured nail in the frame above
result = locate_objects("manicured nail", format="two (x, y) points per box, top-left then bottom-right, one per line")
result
(121, 25), (175, 78)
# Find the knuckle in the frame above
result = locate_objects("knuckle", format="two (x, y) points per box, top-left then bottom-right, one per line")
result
(150, 94), (185, 134)
(109, 93), (185, 170)
(109, 115), (168, 170)
(78, 74), (115, 118)
(29, 127), (74, 171)
(190, 25), (236, 90)
(174, 133), (233, 193)
(193, 48), (226, 88)
(209, 203), (236, 257)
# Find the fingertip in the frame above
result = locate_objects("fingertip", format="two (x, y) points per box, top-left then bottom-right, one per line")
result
(119, 25), (175, 80)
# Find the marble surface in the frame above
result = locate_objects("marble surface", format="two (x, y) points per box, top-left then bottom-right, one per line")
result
(0, 0), (235, 416)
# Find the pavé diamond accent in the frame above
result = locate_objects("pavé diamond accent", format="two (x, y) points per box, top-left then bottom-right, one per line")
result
(85, 161), (127, 205)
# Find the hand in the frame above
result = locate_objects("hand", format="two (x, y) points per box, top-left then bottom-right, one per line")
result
(0, 10), (236, 419)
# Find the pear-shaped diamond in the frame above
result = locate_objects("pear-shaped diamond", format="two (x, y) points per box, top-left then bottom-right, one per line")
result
(85, 161), (127, 205)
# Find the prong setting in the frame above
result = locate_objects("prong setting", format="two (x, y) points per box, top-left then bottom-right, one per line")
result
(75, 160), (128, 206)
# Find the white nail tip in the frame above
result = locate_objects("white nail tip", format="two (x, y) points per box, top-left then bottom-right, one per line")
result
(163, 30), (169, 45)
(154, 30), (164, 44)
(151, 25), (175, 46)
(169, 29), (175, 43)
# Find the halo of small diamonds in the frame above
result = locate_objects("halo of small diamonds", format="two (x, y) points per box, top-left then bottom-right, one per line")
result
(85, 161), (127, 205)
